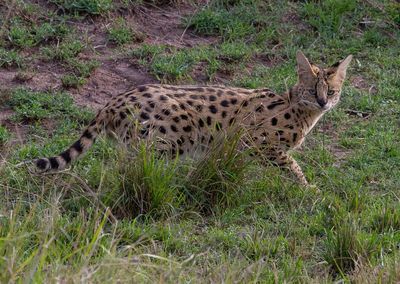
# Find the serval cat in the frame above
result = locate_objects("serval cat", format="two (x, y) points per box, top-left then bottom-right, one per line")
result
(32, 51), (352, 186)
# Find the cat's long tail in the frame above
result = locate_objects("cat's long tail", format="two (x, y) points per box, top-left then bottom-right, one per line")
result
(33, 119), (102, 172)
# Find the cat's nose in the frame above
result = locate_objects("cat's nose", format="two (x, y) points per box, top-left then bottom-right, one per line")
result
(317, 98), (327, 108)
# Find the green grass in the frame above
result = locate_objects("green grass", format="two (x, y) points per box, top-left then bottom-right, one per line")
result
(50, 0), (113, 15)
(0, 126), (10, 146)
(107, 17), (144, 45)
(1, 0), (400, 282)
(0, 48), (24, 68)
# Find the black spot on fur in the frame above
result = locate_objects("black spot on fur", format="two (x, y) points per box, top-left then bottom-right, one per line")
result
(230, 98), (237, 105)
(209, 105), (218, 114)
(198, 118), (204, 127)
(271, 117), (277, 126)
(159, 126), (166, 134)
(49, 157), (59, 169)
(221, 100), (229, 107)
(140, 112), (150, 120)
(72, 140), (83, 153)
(195, 105), (203, 112)
(186, 100), (194, 106)
(119, 112), (127, 120)
(229, 118), (235, 125)
(148, 101), (155, 108)
(190, 94), (198, 99)
(162, 109), (171, 116)
(183, 125), (192, 132)
(154, 114), (163, 120)
(140, 128), (149, 137)
(171, 125), (178, 132)
(177, 137), (185, 145)
(179, 103), (186, 110)
(143, 93), (152, 98)
(172, 104), (178, 111)
(138, 85), (148, 92)
(222, 111), (227, 118)
(82, 129), (93, 140)
(209, 95), (217, 101)
(129, 96), (137, 102)
(159, 95), (168, 101)
(255, 105), (264, 112)
(60, 150), (71, 163)
(173, 116), (180, 123)
(241, 100), (249, 107)
(180, 114), (189, 120)
(179, 149), (184, 155)
(293, 133), (298, 142)
(207, 116), (212, 126)
(267, 100), (285, 110)
(215, 122), (222, 131)
(36, 159), (47, 170)
(284, 113), (291, 119)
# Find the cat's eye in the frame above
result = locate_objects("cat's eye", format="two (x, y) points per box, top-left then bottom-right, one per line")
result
(327, 90), (335, 96)
(309, 90), (317, 96)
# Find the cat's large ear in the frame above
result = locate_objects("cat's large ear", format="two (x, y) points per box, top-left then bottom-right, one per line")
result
(332, 55), (353, 85)
(296, 51), (316, 82)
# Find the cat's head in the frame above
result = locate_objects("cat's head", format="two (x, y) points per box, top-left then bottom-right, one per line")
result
(294, 51), (352, 112)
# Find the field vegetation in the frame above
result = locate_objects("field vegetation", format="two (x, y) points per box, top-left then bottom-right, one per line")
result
(0, 0), (399, 282)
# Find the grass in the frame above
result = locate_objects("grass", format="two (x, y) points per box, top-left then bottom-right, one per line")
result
(1, 0), (400, 282)
(107, 17), (144, 45)
(0, 48), (24, 68)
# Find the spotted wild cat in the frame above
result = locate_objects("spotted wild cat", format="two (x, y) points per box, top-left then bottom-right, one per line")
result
(32, 51), (352, 186)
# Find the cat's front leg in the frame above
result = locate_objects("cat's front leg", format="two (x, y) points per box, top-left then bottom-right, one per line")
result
(265, 149), (309, 186)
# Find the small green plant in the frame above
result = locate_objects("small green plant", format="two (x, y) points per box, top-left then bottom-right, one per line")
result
(371, 205), (400, 233)
(150, 50), (196, 81)
(64, 58), (99, 81)
(107, 143), (182, 217)
(183, 131), (250, 213)
(7, 22), (35, 48)
(218, 41), (253, 62)
(107, 18), (143, 45)
(6, 19), (70, 48)
(185, 3), (266, 41)
(61, 74), (87, 88)
(323, 215), (379, 276)
(0, 48), (23, 68)
(42, 40), (84, 61)
(0, 126), (10, 145)
(131, 44), (167, 60)
(33, 22), (70, 44)
(50, 0), (113, 15)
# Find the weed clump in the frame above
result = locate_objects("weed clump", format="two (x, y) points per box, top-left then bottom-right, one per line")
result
(107, 18), (145, 46)
(50, 0), (113, 15)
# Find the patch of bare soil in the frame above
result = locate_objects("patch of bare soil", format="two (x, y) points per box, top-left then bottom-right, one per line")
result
(350, 75), (378, 94)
